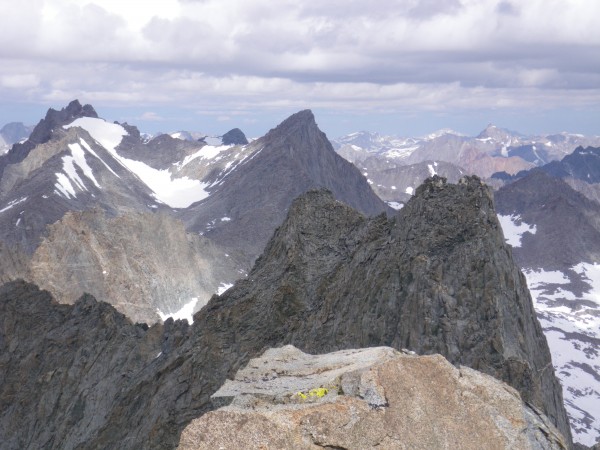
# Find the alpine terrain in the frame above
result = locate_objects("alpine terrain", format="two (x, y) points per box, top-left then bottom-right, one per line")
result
(0, 175), (572, 448)
(335, 125), (600, 447)
(0, 101), (387, 323)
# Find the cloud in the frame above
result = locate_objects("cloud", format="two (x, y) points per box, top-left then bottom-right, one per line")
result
(0, 0), (599, 128)
(139, 111), (164, 121)
(496, 1), (519, 16)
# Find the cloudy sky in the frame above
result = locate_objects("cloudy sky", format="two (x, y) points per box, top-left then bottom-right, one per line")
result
(1, 0), (599, 138)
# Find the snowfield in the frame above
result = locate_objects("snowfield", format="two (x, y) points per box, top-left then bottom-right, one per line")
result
(524, 264), (600, 446)
(65, 118), (210, 208)
(497, 214), (537, 247)
(499, 215), (600, 445)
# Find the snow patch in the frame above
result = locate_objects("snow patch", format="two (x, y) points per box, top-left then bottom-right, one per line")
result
(220, 217), (231, 222)
(55, 173), (77, 198)
(0, 197), (27, 214)
(497, 214), (537, 247)
(217, 282), (234, 296)
(405, 186), (414, 195)
(386, 201), (403, 210)
(66, 117), (209, 208)
(79, 139), (120, 178)
(120, 158), (210, 208)
(427, 164), (437, 177)
(157, 297), (198, 324)
(65, 117), (126, 151)
(59, 143), (102, 194)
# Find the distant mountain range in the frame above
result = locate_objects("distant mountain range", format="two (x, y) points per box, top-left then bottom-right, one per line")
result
(332, 127), (600, 210)
(0, 122), (33, 154)
(0, 101), (386, 324)
(333, 126), (600, 172)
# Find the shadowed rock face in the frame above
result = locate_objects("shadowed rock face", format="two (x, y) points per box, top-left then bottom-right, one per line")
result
(495, 170), (600, 270)
(0, 177), (572, 449)
(221, 128), (248, 146)
(201, 176), (571, 444)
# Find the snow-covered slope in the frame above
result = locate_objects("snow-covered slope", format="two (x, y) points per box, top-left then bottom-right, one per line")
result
(496, 174), (600, 446)
(524, 264), (600, 446)
(66, 118), (213, 208)
(0, 104), (253, 324)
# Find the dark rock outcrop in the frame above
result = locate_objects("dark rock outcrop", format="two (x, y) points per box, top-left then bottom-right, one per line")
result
(201, 176), (571, 443)
(495, 170), (600, 269)
(221, 128), (248, 145)
(0, 176), (572, 448)
(543, 146), (600, 183)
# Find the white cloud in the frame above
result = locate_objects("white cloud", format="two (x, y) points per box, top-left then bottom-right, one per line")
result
(139, 112), (164, 121)
(0, 0), (599, 125)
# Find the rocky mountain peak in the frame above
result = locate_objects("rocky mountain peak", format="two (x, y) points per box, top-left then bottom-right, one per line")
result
(0, 122), (32, 145)
(265, 109), (318, 140)
(0, 174), (573, 448)
(477, 123), (518, 141)
(497, 169), (592, 213)
(0, 100), (99, 178)
(204, 179), (571, 442)
(32, 99), (98, 145)
(221, 128), (248, 145)
(542, 146), (600, 183)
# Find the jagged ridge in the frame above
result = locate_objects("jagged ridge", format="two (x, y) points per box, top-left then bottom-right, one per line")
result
(0, 176), (572, 448)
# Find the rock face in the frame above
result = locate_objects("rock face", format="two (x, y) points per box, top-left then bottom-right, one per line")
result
(201, 177), (571, 443)
(221, 128), (248, 145)
(27, 209), (242, 323)
(495, 170), (600, 270)
(179, 345), (568, 450)
(0, 176), (573, 449)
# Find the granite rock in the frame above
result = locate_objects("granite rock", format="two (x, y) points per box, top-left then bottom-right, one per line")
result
(179, 345), (568, 450)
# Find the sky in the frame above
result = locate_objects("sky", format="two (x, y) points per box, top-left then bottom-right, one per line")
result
(1, 0), (599, 139)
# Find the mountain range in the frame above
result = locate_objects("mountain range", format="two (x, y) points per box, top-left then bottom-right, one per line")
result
(332, 127), (600, 210)
(1, 101), (600, 447)
(0, 176), (571, 448)
(0, 101), (387, 324)
(331, 128), (600, 447)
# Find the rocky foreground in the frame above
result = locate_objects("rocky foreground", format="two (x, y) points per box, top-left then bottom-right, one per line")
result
(179, 345), (567, 450)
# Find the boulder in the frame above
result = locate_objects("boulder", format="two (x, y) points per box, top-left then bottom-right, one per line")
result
(179, 345), (568, 450)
